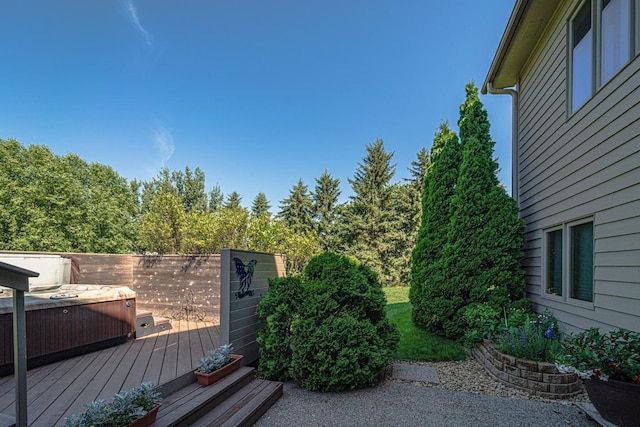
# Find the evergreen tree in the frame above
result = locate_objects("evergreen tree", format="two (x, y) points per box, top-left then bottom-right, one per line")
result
(223, 191), (243, 210)
(278, 179), (314, 234)
(208, 184), (224, 211)
(251, 192), (272, 218)
(341, 139), (397, 283)
(388, 148), (430, 288)
(431, 83), (525, 338)
(311, 170), (341, 251)
(409, 122), (461, 328)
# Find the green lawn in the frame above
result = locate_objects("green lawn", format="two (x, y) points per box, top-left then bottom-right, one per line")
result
(383, 287), (467, 361)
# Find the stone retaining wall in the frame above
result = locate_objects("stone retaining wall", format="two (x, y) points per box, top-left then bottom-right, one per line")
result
(472, 340), (581, 399)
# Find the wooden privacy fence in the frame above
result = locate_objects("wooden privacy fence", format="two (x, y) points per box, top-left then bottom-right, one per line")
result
(0, 250), (286, 365)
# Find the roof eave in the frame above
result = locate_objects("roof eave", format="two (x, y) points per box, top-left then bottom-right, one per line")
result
(482, 0), (561, 94)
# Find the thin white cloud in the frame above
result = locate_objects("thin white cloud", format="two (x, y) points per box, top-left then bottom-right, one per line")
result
(154, 125), (175, 166)
(125, 0), (152, 46)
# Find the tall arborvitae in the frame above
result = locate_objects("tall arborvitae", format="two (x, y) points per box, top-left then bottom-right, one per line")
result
(311, 170), (341, 251)
(433, 83), (525, 339)
(409, 123), (461, 328)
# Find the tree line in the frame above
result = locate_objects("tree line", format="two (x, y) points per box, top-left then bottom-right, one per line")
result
(0, 136), (427, 282)
(0, 83), (523, 301)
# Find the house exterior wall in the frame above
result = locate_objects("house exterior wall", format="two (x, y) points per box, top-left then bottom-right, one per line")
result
(516, 2), (640, 333)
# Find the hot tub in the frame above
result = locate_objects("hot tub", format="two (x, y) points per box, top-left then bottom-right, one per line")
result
(0, 284), (136, 376)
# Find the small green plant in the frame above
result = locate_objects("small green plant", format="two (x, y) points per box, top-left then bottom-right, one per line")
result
(64, 382), (161, 427)
(495, 313), (562, 363)
(198, 343), (234, 374)
(556, 328), (640, 383)
(462, 303), (503, 344)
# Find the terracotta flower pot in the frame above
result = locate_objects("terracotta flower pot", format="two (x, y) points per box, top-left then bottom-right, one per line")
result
(194, 354), (243, 386)
(584, 377), (640, 427)
(128, 404), (161, 427)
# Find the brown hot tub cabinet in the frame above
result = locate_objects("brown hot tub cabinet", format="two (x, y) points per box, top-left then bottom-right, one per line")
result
(0, 284), (136, 376)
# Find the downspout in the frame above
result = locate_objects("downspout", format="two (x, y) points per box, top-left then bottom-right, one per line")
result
(486, 82), (519, 204)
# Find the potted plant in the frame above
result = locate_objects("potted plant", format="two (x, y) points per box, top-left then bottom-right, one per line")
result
(194, 343), (243, 386)
(64, 382), (162, 427)
(556, 327), (640, 427)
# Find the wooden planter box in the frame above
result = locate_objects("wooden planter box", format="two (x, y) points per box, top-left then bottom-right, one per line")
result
(194, 354), (243, 386)
(127, 404), (161, 427)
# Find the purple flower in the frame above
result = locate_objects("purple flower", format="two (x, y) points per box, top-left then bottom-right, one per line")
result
(544, 327), (554, 339)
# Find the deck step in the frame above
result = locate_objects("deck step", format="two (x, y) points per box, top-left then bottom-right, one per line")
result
(135, 310), (172, 338)
(155, 366), (283, 427)
(190, 380), (283, 427)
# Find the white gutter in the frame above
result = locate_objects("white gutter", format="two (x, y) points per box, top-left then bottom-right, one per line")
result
(486, 82), (519, 204)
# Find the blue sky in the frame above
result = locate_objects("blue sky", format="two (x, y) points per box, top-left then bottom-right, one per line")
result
(1, 1), (515, 208)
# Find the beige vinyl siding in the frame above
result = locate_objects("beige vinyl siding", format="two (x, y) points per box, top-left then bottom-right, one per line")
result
(515, 1), (640, 333)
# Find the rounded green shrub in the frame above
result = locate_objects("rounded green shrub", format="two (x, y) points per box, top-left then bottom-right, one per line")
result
(256, 276), (304, 381)
(256, 252), (399, 391)
(291, 315), (389, 391)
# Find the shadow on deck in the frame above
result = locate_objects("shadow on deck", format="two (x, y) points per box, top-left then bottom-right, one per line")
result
(0, 320), (280, 426)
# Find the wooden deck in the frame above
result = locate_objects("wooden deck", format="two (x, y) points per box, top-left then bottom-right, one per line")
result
(0, 320), (220, 426)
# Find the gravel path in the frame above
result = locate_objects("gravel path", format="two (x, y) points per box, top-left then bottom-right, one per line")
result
(254, 359), (598, 427)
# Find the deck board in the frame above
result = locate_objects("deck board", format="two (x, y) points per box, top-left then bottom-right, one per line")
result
(0, 320), (219, 426)
(189, 319), (203, 368)
(42, 346), (121, 426)
(121, 332), (158, 390)
(177, 320), (193, 380)
(159, 319), (181, 385)
(143, 328), (171, 383)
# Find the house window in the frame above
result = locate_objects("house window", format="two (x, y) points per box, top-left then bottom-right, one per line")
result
(544, 219), (594, 303)
(601, 0), (630, 83)
(570, 221), (594, 302)
(569, 0), (636, 113)
(546, 229), (563, 296)
(571, 1), (593, 111)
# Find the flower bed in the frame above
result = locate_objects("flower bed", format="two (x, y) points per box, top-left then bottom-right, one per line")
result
(472, 340), (581, 399)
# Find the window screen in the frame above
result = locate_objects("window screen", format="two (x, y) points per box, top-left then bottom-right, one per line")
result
(547, 229), (563, 296)
(570, 222), (594, 302)
(601, 0), (630, 83)
(572, 2), (593, 111)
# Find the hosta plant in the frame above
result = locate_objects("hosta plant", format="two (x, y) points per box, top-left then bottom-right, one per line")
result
(556, 327), (640, 383)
